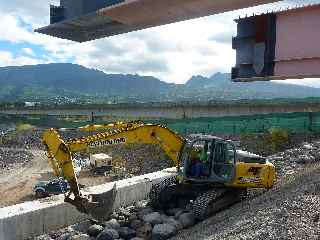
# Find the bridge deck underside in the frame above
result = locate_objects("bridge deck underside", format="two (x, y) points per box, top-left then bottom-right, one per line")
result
(36, 0), (277, 42)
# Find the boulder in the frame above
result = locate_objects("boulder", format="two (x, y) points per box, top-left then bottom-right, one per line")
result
(57, 233), (74, 240)
(130, 219), (144, 230)
(128, 213), (138, 223)
(114, 214), (127, 227)
(104, 219), (121, 230)
(178, 212), (195, 228)
(34, 235), (53, 240)
(71, 221), (91, 233)
(97, 228), (120, 240)
(152, 224), (177, 240)
(69, 234), (91, 240)
(118, 227), (136, 240)
(160, 214), (170, 223)
(136, 222), (153, 239)
(303, 144), (314, 150)
(96, 231), (114, 240)
(174, 209), (185, 219)
(87, 224), (104, 237)
(163, 217), (183, 231)
(49, 229), (75, 240)
(137, 207), (154, 220)
(166, 208), (184, 216)
(104, 229), (119, 239)
(143, 212), (163, 225)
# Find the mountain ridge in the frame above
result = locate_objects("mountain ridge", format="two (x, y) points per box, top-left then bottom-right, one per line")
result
(0, 63), (319, 103)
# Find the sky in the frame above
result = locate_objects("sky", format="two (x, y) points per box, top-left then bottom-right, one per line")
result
(0, 0), (319, 85)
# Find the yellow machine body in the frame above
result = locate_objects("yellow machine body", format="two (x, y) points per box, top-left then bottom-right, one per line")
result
(227, 162), (276, 189)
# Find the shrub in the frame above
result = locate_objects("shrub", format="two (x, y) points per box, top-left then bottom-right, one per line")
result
(268, 128), (289, 152)
(16, 123), (35, 132)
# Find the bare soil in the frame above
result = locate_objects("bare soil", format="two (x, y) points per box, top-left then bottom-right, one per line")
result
(0, 149), (50, 207)
(0, 148), (114, 207)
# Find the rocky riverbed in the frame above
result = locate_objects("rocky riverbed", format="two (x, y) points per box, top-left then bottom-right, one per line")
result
(32, 199), (197, 240)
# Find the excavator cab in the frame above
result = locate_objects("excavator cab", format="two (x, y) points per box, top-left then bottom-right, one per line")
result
(182, 136), (236, 184)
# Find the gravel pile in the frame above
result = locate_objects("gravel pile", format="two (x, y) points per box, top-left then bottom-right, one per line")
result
(267, 141), (320, 179)
(109, 144), (172, 175)
(0, 129), (43, 149)
(0, 148), (33, 170)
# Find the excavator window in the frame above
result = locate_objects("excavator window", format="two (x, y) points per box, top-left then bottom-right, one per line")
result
(185, 140), (212, 179)
(212, 142), (235, 182)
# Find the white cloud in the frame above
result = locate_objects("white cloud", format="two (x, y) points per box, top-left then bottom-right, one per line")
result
(0, 14), (35, 43)
(71, 16), (237, 83)
(21, 48), (36, 57)
(0, 0), (59, 28)
(0, 0), (319, 84)
(0, 51), (44, 66)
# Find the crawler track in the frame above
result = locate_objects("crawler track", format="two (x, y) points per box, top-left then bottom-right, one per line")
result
(192, 188), (245, 220)
(149, 176), (178, 209)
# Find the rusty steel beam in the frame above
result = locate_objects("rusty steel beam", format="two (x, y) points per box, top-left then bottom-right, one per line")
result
(232, 4), (320, 82)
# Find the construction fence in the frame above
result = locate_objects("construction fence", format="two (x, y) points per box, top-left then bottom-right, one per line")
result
(160, 112), (320, 135)
(1, 111), (320, 136)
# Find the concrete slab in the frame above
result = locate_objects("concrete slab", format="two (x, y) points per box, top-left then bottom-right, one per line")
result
(0, 168), (176, 240)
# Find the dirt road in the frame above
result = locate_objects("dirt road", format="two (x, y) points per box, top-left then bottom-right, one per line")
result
(0, 149), (51, 207)
(0, 148), (114, 207)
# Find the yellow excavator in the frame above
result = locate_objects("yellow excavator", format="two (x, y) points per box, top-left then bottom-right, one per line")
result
(42, 121), (276, 221)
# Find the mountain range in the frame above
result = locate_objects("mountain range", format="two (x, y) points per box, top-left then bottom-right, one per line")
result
(0, 63), (320, 104)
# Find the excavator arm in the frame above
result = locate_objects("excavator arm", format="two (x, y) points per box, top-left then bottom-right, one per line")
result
(42, 122), (185, 220)
(68, 123), (185, 165)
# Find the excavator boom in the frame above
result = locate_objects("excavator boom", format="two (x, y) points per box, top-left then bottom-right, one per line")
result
(42, 122), (185, 220)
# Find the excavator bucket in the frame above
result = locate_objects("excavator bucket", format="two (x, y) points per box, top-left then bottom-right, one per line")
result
(65, 183), (117, 221)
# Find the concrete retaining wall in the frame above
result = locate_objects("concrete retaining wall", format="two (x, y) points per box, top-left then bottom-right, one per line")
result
(2, 102), (320, 119)
(0, 168), (176, 240)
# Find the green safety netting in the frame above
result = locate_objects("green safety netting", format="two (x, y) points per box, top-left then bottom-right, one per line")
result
(2, 111), (320, 135)
(161, 112), (320, 135)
